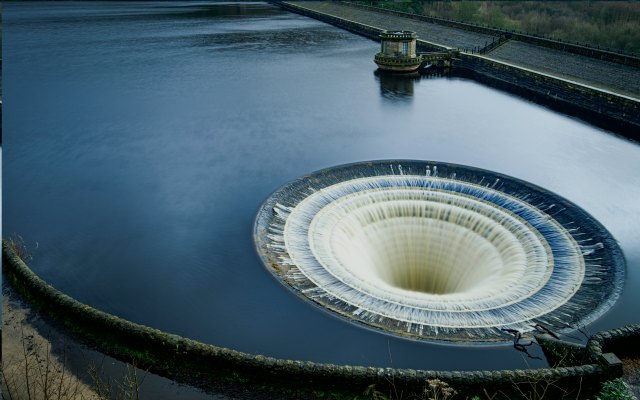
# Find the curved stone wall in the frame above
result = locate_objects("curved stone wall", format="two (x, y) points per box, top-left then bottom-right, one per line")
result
(2, 240), (634, 397)
(588, 325), (640, 361)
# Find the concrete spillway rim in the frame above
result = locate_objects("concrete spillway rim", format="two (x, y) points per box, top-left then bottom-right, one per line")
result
(254, 159), (626, 343)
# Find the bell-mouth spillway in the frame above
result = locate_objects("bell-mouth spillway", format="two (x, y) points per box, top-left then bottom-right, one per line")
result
(254, 160), (625, 342)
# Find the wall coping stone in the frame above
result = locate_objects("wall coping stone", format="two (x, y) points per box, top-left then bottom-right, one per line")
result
(3, 240), (634, 396)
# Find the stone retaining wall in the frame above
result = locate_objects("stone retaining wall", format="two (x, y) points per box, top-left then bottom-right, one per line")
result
(454, 55), (640, 141)
(279, 2), (382, 41)
(2, 241), (634, 398)
(588, 325), (640, 361)
(278, 2), (447, 52)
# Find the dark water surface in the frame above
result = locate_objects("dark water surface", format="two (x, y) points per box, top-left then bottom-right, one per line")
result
(4, 2), (640, 371)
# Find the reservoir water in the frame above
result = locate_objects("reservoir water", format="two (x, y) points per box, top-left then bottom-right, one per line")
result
(3, 1), (640, 371)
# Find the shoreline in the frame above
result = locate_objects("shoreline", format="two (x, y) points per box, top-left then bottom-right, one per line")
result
(2, 282), (216, 400)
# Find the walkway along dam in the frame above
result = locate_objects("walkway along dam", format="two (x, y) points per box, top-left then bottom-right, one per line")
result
(275, 1), (640, 141)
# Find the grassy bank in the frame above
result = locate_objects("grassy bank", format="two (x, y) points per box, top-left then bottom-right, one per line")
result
(360, 1), (640, 55)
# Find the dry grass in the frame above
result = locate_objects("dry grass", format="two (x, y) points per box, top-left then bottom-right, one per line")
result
(88, 357), (145, 400)
(6, 235), (34, 263)
(1, 326), (145, 400)
(621, 357), (640, 399)
(363, 378), (459, 400)
(1, 242), (145, 400)
(360, 373), (589, 400)
(1, 327), (93, 400)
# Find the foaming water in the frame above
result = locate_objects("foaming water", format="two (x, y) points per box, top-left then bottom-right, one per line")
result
(318, 197), (533, 295)
(256, 161), (624, 341)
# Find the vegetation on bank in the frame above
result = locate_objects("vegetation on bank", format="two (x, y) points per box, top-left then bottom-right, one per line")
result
(354, 1), (640, 55)
(1, 335), (635, 400)
(1, 325), (145, 400)
(357, 377), (635, 400)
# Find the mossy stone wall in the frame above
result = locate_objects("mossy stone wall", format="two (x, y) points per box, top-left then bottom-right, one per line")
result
(4, 241), (637, 398)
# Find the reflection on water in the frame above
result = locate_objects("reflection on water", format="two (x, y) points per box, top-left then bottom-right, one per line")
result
(4, 1), (640, 371)
(375, 69), (451, 102)
(375, 70), (419, 101)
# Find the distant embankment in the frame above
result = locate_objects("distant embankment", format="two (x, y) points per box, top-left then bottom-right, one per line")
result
(340, 1), (640, 68)
(276, 1), (640, 142)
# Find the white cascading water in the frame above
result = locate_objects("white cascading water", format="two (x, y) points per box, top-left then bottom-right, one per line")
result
(254, 161), (624, 342)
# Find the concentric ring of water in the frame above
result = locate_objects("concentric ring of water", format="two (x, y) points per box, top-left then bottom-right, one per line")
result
(305, 187), (555, 308)
(255, 161), (625, 341)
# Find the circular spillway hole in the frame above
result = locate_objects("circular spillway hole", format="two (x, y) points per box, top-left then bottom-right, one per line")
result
(326, 201), (525, 296)
(334, 218), (505, 295)
(255, 161), (625, 341)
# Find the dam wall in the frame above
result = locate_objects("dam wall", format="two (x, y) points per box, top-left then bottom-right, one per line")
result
(455, 55), (640, 141)
(278, 1), (447, 52)
(278, 1), (640, 141)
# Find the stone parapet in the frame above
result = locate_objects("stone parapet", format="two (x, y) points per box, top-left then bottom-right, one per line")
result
(1, 240), (632, 397)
